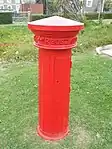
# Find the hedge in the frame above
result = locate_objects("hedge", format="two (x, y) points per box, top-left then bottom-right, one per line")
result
(103, 13), (112, 19)
(0, 12), (12, 24)
(31, 13), (65, 21)
(31, 13), (112, 21)
(85, 12), (112, 20)
(31, 14), (52, 21)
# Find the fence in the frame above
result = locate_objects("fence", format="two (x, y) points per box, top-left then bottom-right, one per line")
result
(12, 12), (29, 23)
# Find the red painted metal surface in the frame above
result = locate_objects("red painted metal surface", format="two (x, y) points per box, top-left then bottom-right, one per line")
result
(38, 48), (71, 140)
(28, 16), (84, 141)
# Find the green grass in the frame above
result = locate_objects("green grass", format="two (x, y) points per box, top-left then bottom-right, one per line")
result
(0, 22), (112, 148)
(0, 53), (112, 149)
(0, 25), (36, 61)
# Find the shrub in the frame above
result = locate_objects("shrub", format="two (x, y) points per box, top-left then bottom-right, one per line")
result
(85, 13), (98, 20)
(0, 12), (12, 24)
(31, 13), (65, 21)
(103, 13), (112, 19)
(85, 12), (112, 20)
(31, 13), (112, 23)
(31, 14), (52, 21)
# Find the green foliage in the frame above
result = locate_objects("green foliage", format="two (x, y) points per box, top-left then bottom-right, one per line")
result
(85, 13), (99, 20)
(0, 25), (37, 61)
(47, 0), (59, 14)
(103, 13), (112, 19)
(31, 14), (64, 21)
(0, 12), (12, 24)
(31, 13), (84, 22)
(74, 23), (112, 53)
(31, 13), (112, 23)
(31, 14), (52, 21)
(104, 0), (112, 11)
(85, 12), (112, 20)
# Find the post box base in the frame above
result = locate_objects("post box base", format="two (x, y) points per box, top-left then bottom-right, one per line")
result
(37, 126), (69, 141)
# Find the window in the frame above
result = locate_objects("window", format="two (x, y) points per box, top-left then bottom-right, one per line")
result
(86, 0), (93, 7)
(7, 5), (12, 10)
(16, 5), (20, 13)
(7, 0), (11, 3)
(0, 5), (4, 9)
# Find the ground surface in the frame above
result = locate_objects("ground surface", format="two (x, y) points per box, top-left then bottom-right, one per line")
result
(0, 22), (112, 149)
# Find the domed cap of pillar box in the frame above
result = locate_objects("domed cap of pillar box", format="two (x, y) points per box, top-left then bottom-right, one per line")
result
(28, 16), (84, 32)
(28, 16), (84, 50)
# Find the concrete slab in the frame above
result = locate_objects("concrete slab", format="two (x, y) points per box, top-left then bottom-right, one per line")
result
(96, 44), (112, 57)
(102, 49), (112, 57)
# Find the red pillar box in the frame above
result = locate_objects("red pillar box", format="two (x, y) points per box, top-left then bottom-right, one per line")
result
(28, 16), (84, 141)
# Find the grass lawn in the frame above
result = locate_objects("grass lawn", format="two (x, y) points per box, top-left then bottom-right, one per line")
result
(0, 22), (112, 149)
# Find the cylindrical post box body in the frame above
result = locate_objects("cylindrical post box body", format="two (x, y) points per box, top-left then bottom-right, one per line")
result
(28, 16), (84, 141)
(38, 48), (72, 140)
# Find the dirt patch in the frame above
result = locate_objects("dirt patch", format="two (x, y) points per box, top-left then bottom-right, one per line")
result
(69, 123), (92, 149)
(75, 126), (91, 149)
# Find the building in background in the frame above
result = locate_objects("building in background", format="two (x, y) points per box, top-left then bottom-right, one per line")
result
(83, 0), (105, 13)
(20, 3), (43, 13)
(0, 0), (43, 13)
(0, 0), (21, 12)
(20, 0), (43, 13)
